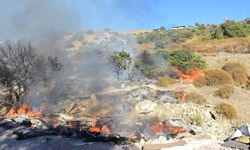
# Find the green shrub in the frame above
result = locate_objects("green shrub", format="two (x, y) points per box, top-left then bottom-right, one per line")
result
(216, 103), (237, 119)
(217, 84), (235, 99)
(186, 92), (207, 104)
(210, 25), (224, 39)
(134, 51), (163, 79)
(168, 50), (207, 73)
(221, 20), (247, 37)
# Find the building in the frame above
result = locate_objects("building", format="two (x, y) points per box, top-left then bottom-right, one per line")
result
(172, 26), (186, 30)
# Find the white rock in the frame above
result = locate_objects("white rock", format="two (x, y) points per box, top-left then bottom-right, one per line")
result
(135, 100), (156, 114)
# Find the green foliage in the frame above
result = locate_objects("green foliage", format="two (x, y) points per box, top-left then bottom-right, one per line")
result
(110, 51), (132, 80)
(134, 51), (163, 79)
(134, 50), (207, 79)
(221, 20), (247, 37)
(168, 50), (207, 72)
(137, 28), (194, 46)
(209, 25), (224, 39)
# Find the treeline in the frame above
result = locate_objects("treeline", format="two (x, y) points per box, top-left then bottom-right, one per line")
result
(137, 18), (250, 48)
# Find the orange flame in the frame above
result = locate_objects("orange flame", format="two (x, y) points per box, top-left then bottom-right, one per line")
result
(151, 122), (186, 135)
(170, 67), (205, 83)
(6, 99), (48, 117)
(88, 117), (110, 136)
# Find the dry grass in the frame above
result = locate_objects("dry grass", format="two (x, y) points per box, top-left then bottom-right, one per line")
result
(245, 79), (250, 90)
(194, 69), (233, 87)
(185, 37), (250, 53)
(156, 76), (176, 87)
(216, 103), (237, 119)
(186, 92), (207, 105)
(216, 84), (235, 99)
(222, 62), (248, 86)
(193, 77), (207, 87)
(222, 62), (248, 74)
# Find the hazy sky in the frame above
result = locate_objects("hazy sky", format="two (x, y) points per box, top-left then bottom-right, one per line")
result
(0, 0), (249, 32)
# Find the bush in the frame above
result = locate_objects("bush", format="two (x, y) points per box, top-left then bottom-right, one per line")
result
(222, 62), (248, 86)
(216, 103), (237, 119)
(217, 84), (235, 99)
(222, 62), (248, 74)
(134, 51), (163, 79)
(205, 69), (233, 86)
(186, 92), (207, 104)
(221, 20), (247, 37)
(156, 76), (176, 87)
(245, 79), (250, 90)
(168, 50), (207, 73)
(210, 25), (224, 39)
(193, 77), (207, 87)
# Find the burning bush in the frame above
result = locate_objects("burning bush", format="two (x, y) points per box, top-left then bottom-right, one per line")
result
(186, 92), (207, 105)
(215, 103), (237, 119)
(222, 62), (248, 86)
(156, 76), (176, 87)
(216, 84), (235, 99)
(194, 69), (233, 87)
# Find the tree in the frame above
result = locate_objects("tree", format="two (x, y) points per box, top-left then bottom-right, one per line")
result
(0, 41), (62, 103)
(110, 51), (131, 80)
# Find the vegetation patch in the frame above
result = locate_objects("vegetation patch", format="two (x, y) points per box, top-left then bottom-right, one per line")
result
(186, 92), (207, 105)
(194, 69), (233, 87)
(168, 50), (207, 73)
(216, 103), (237, 119)
(216, 84), (235, 99)
(156, 76), (176, 87)
(222, 62), (248, 86)
(245, 79), (250, 90)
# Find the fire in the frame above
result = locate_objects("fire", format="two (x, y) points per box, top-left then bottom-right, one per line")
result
(174, 89), (188, 103)
(6, 99), (48, 117)
(88, 117), (110, 136)
(170, 67), (205, 83)
(150, 122), (186, 135)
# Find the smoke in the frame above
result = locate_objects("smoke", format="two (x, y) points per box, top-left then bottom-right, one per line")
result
(0, 1), (141, 107)
(0, 0), (83, 52)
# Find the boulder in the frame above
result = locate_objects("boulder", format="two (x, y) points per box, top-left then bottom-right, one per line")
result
(135, 100), (156, 114)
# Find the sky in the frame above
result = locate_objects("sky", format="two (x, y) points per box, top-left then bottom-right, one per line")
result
(0, 0), (249, 33)
(77, 0), (250, 30)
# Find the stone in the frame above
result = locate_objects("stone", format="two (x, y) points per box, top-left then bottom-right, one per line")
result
(135, 100), (156, 114)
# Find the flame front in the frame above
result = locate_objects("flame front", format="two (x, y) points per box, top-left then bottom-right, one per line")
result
(6, 99), (48, 117)
(171, 67), (205, 83)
